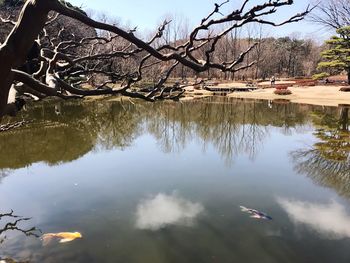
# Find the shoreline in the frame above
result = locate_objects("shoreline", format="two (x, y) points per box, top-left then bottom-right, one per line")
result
(83, 83), (350, 108)
(182, 85), (350, 107)
(227, 86), (350, 107)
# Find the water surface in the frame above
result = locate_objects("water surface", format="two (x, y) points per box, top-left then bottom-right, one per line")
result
(0, 98), (349, 262)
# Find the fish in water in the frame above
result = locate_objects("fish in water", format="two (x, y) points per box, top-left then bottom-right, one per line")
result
(41, 232), (82, 245)
(240, 206), (272, 220)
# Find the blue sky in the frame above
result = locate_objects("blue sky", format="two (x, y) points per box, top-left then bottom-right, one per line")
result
(68, 0), (332, 40)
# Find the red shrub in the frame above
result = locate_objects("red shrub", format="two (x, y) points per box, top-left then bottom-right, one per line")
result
(274, 84), (290, 90)
(274, 89), (292, 95)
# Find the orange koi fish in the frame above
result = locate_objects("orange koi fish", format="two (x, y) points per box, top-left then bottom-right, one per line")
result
(41, 232), (82, 245)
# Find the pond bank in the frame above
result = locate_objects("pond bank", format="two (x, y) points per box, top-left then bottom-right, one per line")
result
(226, 86), (350, 107)
(83, 84), (350, 107)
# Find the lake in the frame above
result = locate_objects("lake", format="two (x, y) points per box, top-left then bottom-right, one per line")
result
(0, 98), (349, 263)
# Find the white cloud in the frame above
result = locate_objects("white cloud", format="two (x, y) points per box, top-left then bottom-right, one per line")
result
(135, 193), (204, 231)
(277, 198), (350, 239)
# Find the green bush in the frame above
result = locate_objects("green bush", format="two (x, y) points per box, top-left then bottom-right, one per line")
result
(312, 72), (330, 80)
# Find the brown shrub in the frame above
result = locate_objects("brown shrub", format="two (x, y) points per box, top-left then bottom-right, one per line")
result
(274, 89), (292, 95)
(339, 86), (350, 92)
(274, 84), (290, 90)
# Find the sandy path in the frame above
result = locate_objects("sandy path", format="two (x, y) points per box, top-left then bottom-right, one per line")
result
(227, 86), (350, 107)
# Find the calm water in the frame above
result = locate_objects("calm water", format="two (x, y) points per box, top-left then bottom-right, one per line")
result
(0, 98), (349, 263)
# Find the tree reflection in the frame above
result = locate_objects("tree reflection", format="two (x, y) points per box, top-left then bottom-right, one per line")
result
(144, 98), (311, 164)
(0, 98), (327, 169)
(0, 210), (39, 245)
(0, 100), (143, 169)
(291, 107), (350, 197)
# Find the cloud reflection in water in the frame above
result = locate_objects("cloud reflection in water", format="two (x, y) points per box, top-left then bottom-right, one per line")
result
(278, 198), (350, 239)
(135, 193), (204, 230)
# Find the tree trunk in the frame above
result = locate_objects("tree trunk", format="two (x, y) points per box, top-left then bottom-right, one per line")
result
(0, 0), (51, 116)
(347, 68), (350, 85)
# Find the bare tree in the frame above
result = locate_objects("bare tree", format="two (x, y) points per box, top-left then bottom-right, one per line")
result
(309, 0), (350, 30)
(0, 0), (309, 117)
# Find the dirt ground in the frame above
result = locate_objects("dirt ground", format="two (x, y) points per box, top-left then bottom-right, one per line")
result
(227, 85), (350, 107)
(181, 79), (350, 106)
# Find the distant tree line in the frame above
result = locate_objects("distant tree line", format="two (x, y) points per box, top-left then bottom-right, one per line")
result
(166, 35), (323, 80)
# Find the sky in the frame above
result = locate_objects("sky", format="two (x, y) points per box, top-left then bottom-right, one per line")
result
(68, 0), (333, 41)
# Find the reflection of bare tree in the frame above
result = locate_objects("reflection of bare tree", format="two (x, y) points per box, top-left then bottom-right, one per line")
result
(144, 103), (192, 153)
(91, 102), (143, 151)
(0, 98), (331, 169)
(0, 100), (143, 169)
(0, 210), (40, 244)
(291, 107), (350, 197)
(201, 100), (268, 164)
(145, 98), (312, 165)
